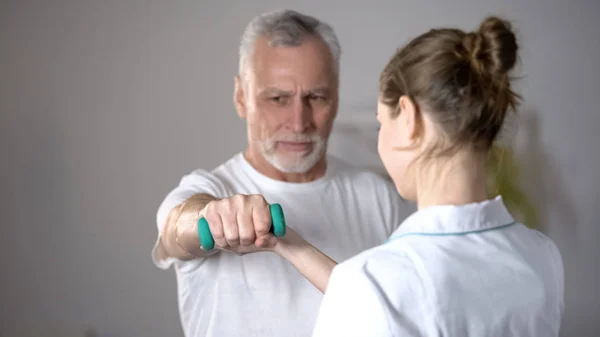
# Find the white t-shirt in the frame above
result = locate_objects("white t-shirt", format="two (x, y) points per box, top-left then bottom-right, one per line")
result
(151, 152), (411, 337)
(311, 196), (564, 337)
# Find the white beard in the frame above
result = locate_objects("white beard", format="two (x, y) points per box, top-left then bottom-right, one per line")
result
(258, 133), (326, 173)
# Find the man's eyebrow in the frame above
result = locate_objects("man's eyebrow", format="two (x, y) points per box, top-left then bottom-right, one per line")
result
(259, 86), (332, 96)
(260, 87), (293, 96)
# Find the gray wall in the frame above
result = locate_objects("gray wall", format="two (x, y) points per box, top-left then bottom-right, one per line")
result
(1, 1), (598, 336)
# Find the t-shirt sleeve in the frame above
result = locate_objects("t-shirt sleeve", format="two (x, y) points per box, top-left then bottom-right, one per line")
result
(151, 169), (232, 269)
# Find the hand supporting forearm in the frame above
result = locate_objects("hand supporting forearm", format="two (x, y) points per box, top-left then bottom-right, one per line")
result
(273, 234), (337, 293)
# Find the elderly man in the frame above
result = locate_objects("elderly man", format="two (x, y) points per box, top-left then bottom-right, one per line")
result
(152, 9), (410, 337)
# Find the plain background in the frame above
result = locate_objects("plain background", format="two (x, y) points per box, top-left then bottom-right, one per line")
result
(1, 1), (599, 336)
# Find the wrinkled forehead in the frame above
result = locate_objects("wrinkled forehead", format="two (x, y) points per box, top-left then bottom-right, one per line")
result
(245, 35), (338, 90)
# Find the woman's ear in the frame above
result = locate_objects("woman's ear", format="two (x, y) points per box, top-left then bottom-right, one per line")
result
(398, 95), (421, 143)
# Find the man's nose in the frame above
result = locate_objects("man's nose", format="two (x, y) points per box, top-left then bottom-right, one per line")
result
(289, 98), (312, 133)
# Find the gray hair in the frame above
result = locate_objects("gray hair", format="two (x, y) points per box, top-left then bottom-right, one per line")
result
(238, 9), (341, 78)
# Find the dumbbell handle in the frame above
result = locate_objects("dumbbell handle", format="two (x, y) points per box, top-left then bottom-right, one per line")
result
(197, 203), (287, 250)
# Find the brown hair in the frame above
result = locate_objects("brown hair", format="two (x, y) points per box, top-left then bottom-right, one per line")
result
(379, 16), (520, 156)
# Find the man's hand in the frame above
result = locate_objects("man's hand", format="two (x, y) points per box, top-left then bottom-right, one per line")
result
(195, 194), (276, 255)
(164, 193), (336, 293)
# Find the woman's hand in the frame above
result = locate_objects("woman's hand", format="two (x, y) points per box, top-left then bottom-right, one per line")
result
(254, 226), (307, 253)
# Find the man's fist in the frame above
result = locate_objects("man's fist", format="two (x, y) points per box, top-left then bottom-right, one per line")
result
(197, 194), (274, 253)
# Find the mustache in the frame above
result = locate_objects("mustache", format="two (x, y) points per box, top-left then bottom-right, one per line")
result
(270, 133), (322, 142)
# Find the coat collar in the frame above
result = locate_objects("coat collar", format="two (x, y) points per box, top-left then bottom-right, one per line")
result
(389, 196), (516, 240)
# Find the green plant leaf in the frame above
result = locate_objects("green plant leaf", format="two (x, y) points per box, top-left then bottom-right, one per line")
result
(486, 145), (537, 228)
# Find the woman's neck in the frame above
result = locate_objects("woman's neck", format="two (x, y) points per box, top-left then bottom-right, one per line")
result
(416, 152), (489, 210)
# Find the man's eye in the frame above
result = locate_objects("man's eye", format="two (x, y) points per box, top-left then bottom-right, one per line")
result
(308, 95), (327, 103)
(271, 96), (286, 103)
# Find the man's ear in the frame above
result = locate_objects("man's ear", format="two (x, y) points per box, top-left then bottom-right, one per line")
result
(398, 95), (421, 143)
(234, 75), (247, 119)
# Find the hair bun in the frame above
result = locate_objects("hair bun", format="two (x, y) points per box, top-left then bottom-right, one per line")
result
(463, 16), (518, 79)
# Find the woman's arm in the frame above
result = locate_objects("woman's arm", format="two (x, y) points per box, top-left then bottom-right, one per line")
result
(257, 228), (337, 293)
(276, 239), (337, 293)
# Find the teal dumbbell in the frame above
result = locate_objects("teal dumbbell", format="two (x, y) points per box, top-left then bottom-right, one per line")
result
(197, 203), (287, 250)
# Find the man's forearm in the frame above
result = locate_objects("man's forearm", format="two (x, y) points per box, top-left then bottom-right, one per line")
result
(275, 240), (337, 293)
(159, 193), (218, 260)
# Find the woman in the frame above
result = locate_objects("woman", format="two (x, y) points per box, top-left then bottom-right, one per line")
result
(265, 16), (564, 336)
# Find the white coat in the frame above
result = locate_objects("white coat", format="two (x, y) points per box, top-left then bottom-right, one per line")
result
(312, 196), (564, 337)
